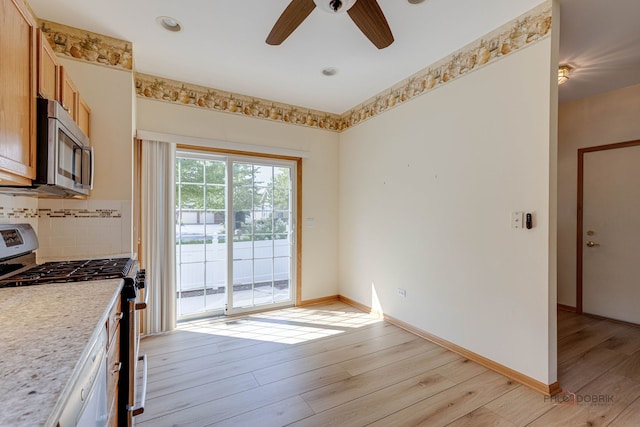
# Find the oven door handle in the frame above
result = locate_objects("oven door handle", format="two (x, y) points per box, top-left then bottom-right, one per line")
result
(135, 285), (148, 310)
(129, 354), (148, 416)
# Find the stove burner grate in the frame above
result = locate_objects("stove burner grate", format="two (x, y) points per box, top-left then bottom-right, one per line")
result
(0, 257), (134, 288)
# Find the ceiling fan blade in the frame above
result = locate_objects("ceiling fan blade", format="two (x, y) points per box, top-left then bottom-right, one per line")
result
(347, 0), (394, 49)
(266, 0), (317, 45)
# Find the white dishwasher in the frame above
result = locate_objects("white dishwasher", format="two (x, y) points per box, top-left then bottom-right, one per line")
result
(57, 327), (108, 427)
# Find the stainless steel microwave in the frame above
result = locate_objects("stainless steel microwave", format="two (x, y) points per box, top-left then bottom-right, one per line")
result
(0, 98), (93, 197)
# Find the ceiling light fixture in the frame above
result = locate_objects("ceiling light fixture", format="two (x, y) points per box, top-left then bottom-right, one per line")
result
(157, 16), (182, 32)
(313, 0), (357, 14)
(322, 67), (338, 76)
(408, 0), (426, 4)
(558, 65), (572, 85)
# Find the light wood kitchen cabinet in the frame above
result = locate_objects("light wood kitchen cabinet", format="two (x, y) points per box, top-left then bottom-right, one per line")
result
(37, 28), (59, 100)
(59, 66), (79, 121)
(77, 95), (91, 137)
(106, 297), (122, 427)
(0, 0), (37, 185)
(59, 66), (91, 136)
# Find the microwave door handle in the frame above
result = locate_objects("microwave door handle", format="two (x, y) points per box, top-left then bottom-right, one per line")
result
(89, 147), (94, 190)
(81, 146), (94, 190)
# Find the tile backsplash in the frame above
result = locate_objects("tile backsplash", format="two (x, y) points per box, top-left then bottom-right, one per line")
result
(0, 195), (39, 231)
(0, 195), (132, 262)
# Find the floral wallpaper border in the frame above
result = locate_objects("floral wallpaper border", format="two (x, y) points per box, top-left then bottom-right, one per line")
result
(135, 1), (551, 132)
(341, 1), (552, 129)
(38, 19), (133, 71)
(40, 2), (551, 132)
(135, 73), (344, 131)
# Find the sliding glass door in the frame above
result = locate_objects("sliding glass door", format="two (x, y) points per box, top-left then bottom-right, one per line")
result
(175, 152), (296, 319)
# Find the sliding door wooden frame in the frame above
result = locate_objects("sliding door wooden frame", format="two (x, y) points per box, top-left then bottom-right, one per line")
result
(177, 144), (303, 306)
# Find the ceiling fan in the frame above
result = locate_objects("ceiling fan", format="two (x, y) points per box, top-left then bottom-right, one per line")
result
(266, 0), (394, 49)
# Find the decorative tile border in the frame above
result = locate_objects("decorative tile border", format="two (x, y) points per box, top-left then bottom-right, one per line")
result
(135, 73), (344, 131)
(0, 208), (39, 219)
(135, 1), (551, 132)
(38, 209), (122, 219)
(38, 19), (133, 71)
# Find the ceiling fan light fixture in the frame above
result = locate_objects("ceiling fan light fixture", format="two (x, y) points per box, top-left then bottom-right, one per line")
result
(313, 0), (357, 14)
(558, 64), (572, 85)
(157, 16), (182, 32)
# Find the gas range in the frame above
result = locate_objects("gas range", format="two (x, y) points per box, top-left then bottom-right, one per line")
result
(0, 224), (139, 288)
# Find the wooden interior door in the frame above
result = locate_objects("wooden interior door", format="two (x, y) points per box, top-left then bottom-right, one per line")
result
(579, 141), (640, 323)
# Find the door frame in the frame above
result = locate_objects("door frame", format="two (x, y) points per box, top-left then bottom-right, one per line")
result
(576, 139), (640, 314)
(176, 144), (303, 318)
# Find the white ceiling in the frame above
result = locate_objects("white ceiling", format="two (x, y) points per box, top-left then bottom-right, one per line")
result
(558, 0), (640, 104)
(27, 0), (640, 113)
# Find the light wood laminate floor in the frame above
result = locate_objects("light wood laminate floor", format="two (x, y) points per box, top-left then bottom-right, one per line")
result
(136, 302), (640, 426)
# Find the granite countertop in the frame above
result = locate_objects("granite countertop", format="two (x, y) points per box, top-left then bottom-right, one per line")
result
(0, 279), (123, 427)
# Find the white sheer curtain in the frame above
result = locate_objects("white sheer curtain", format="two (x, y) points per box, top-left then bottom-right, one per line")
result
(141, 140), (176, 334)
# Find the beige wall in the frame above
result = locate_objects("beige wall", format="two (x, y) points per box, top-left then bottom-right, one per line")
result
(37, 59), (135, 260)
(557, 83), (640, 306)
(338, 38), (557, 384)
(136, 98), (340, 301)
(57, 59), (135, 201)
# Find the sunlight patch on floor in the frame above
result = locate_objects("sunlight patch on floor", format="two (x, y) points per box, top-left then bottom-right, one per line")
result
(176, 305), (382, 344)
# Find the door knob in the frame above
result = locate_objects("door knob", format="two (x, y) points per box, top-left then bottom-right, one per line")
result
(586, 240), (600, 247)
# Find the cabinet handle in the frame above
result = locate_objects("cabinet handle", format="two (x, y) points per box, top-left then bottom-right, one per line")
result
(111, 362), (122, 374)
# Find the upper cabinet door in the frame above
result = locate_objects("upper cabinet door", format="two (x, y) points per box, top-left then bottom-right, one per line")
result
(59, 66), (79, 121)
(0, 0), (37, 183)
(37, 29), (59, 100)
(77, 95), (91, 138)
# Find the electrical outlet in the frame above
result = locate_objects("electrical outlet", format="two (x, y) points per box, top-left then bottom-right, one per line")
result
(397, 288), (407, 297)
(511, 211), (524, 229)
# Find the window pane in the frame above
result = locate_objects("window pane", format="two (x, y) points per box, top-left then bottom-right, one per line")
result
(205, 160), (225, 185)
(274, 235), (290, 257)
(233, 259), (253, 308)
(254, 186), (272, 210)
(254, 258), (274, 306)
(179, 184), (203, 209)
(233, 185), (253, 210)
(254, 258), (274, 285)
(233, 163), (253, 186)
(254, 238), (274, 259)
(274, 257), (291, 283)
(273, 167), (291, 188)
(253, 165), (273, 186)
(206, 186), (225, 210)
(206, 230), (227, 261)
(233, 237), (253, 260)
(206, 261), (226, 288)
(180, 262), (204, 292)
(232, 210), (252, 236)
(179, 158), (204, 183)
(273, 188), (290, 210)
